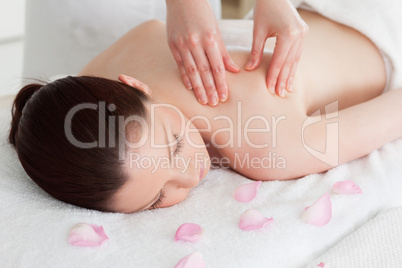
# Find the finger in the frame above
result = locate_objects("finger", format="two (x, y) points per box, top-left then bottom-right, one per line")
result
(222, 51), (241, 73)
(118, 74), (152, 95)
(285, 39), (304, 93)
(220, 42), (240, 73)
(245, 29), (267, 71)
(266, 37), (293, 94)
(275, 39), (302, 97)
(170, 44), (192, 89)
(191, 46), (219, 106)
(205, 43), (229, 103)
(179, 48), (208, 105)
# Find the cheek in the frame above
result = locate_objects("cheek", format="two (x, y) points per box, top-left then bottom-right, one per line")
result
(184, 121), (206, 151)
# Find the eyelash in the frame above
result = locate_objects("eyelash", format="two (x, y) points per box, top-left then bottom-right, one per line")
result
(173, 133), (184, 156)
(150, 134), (183, 210)
(150, 189), (166, 210)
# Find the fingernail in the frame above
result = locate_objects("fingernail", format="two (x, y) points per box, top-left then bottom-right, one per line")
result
(198, 94), (208, 104)
(127, 77), (137, 86)
(244, 61), (253, 70)
(186, 83), (192, 90)
(280, 89), (286, 98)
(220, 93), (227, 102)
(210, 94), (218, 106)
(232, 61), (240, 70)
(268, 86), (275, 94)
(288, 78), (293, 92)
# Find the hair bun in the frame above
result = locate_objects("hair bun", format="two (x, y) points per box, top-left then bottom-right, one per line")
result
(9, 83), (43, 146)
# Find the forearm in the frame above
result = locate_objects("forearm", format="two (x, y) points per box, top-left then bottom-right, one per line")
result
(166, 0), (211, 13)
(298, 88), (402, 176)
(336, 89), (402, 163)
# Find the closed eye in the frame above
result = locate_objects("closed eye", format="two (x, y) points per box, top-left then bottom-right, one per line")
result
(149, 189), (165, 210)
(173, 133), (183, 156)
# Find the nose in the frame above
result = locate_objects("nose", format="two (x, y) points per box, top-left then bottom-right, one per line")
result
(177, 174), (198, 189)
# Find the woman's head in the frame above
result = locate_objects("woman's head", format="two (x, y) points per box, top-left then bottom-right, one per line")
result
(9, 75), (149, 212)
(9, 75), (210, 213)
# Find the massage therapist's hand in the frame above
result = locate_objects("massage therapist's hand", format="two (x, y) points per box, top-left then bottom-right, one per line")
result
(166, 0), (240, 106)
(245, 0), (309, 97)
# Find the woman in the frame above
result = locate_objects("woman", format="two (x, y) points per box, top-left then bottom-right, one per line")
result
(9, 10), (402, 213)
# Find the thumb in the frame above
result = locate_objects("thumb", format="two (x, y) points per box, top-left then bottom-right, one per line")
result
(245, 31), (266, 71)
(222, 49), (241, 73)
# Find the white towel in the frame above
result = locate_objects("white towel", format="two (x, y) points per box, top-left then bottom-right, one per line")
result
(306, 207), (402, 267)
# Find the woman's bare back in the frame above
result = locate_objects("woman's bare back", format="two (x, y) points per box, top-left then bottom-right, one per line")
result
(80, 9), (393, 180)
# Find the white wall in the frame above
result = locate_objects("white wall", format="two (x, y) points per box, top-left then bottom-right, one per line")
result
(0, 0), (25, 96)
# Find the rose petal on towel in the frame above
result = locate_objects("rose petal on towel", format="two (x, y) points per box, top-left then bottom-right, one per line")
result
(317, 262), (330, 267)
(233, 181), (262, 202)
(239, 209), (274, 231)
(332, 180), (363, 194)
(175, 223), (203, 242)
(175, 252), (205, 268)
(68, 223), (108, 247)
(301, 193), (332, 227)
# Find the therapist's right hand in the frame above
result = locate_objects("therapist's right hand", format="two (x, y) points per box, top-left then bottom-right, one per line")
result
(166, 0), (240, 106)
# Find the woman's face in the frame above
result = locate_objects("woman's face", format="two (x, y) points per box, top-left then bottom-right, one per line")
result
(112, 99), (210, 213)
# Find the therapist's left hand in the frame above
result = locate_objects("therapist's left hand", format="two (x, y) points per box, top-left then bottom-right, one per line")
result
(244, 0), (309, 97)
(166, 0), (240, 106)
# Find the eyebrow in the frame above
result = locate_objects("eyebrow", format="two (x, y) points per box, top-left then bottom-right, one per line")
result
(133, 122), (171, 212)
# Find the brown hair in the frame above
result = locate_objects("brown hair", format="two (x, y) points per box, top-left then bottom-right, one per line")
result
(9, 76), (149, 212)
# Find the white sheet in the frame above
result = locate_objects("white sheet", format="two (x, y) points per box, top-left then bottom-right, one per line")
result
(1, 93), (402, 267)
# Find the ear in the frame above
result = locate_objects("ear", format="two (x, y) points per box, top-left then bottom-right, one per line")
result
(118, 74), (152, 96)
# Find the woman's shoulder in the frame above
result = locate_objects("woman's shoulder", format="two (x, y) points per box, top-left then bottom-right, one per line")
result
(134, 19), (165, 31)
(79, 20), (167, 77)
(129, 19), (165, 36)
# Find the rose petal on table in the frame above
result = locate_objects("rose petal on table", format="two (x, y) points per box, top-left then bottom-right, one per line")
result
(239, 209), (274, 231)
(233, 181), (262, 202)
(175, 223), (203, 242)
(301, 193), (332, 227)
(332, 180), (363, 194)
(317, 262), (330, 267)
(68, 223), (108, 247)
(175, 252), (206, 268)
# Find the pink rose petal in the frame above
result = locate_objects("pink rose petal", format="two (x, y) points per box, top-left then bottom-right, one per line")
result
(239, 209), (274, 231)
(68, 223), (108, 247)
(233, 181), (261, 202)
(175, 223), (203, 242)
(301, 193), (332, 227)
(175, 252), (205, 268)
(332, 180), (363, 194)
(317, 262), (330, 267)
